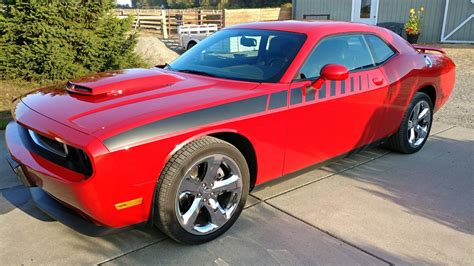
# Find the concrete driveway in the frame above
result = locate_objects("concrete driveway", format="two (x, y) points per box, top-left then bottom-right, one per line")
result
(0, 122), (472, 265)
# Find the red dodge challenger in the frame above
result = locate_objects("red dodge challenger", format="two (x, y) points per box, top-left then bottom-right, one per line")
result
(5, 21), (455, 244)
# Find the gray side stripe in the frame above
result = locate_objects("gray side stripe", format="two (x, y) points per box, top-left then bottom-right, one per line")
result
(269, 90), (288, 109)
(318, 82), (326, 99)
(306, 86), (316, 102)
(290, 87), (303, 105)
(104, 95), (268, 150)
(330, 80), (336, 96)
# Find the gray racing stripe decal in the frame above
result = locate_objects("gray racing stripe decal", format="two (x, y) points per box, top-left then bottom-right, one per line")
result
(330, 80), (336, 96)
(290, 87), (303, 105)
(104, 95), (268, 150)
(366, 74), (370, 90)
(269, 90), (288, 110)
(318, 82), (326, 99)
(306, 86), (316, 102)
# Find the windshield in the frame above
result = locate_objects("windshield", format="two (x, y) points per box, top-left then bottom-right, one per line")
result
(167, 29), (306, 83)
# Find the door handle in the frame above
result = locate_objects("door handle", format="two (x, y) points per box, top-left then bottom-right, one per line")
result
(372, 77), (384, 86)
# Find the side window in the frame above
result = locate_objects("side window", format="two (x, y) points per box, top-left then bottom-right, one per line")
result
(365, 35), (395, 65)
(298, 34), (375, 80)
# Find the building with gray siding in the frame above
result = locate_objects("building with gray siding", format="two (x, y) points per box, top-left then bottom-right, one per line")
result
(292, 0), (473, 43)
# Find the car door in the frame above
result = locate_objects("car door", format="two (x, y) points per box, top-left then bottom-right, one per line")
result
(363, 33), (408, 138)
(283, 33), (389, 174)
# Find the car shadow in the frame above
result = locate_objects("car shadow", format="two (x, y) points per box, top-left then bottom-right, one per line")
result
(344, 135), (473, 235)
(0, 185), (54, 221)
(341, 50), (473, 236)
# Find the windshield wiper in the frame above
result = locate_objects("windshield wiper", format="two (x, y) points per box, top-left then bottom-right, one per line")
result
(175, 69), (220, 78)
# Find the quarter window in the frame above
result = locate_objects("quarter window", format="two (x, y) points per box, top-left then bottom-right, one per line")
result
(365, 34), (396, 65)
(298, 34), (375, 80)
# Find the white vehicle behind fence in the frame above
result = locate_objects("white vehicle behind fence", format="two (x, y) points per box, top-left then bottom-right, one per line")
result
(178, 24), (218, 50)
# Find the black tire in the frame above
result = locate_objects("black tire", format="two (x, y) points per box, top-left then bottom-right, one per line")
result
(153, 136), (250, 244)
(186, 41), (196, 50)
(385, 92), (433, 154)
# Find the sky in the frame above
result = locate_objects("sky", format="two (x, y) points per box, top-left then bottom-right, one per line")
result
(117, 0), (132, 6)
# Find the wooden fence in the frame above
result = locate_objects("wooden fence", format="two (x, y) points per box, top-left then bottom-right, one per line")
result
(224, 7), (292, 26)
(115, 7), (291, 39)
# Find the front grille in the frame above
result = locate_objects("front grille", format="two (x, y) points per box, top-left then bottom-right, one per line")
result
(20, 126), (93, 177)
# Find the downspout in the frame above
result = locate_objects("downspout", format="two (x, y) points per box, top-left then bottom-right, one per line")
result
(292, 0), (296, 19)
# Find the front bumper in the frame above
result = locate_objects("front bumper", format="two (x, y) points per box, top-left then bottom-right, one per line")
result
(5, 111), (152, 229)
(29, 187), (130, 236)
(5, 128), (131, 236)
(5, 151), (32, 188)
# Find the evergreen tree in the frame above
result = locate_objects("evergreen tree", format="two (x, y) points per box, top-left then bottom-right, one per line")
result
(131, 0), (167, 8)
(0, 0), (141, 81)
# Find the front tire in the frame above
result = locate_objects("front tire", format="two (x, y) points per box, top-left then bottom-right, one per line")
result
(386, 92), (433, 154)
(153, 136), (249, 244)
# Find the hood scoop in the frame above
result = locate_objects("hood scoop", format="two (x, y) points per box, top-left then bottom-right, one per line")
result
(66, 68), (183, 96)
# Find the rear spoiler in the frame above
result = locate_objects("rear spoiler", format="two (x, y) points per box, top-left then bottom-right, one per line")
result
(413, 45), (446, 54)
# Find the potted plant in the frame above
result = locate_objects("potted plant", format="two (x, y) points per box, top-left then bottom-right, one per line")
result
(404, 7), (424, 44)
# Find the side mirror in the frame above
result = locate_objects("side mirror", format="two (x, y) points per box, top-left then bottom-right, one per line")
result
(311, 64), (349, 89)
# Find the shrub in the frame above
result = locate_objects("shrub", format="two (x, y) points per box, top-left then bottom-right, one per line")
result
(0, 0), (142, 82)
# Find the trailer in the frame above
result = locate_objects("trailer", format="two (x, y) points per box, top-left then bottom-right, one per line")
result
(178, 24), (218, 50)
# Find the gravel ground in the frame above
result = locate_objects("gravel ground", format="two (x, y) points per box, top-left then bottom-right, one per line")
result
(134, 35), (179, 67)
(433, 47), (474, 128)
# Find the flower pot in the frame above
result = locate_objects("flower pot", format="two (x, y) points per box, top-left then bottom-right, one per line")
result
(406, 33), (420, 44)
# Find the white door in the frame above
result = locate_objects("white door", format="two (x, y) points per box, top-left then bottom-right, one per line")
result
(352, 0), (379, 25)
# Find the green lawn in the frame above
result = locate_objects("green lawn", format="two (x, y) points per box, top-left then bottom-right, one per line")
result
(0, 80), (45, 130)
(0, 119), (8, 130)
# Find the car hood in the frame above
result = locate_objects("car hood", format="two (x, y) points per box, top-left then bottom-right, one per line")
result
(21, 68), (261, 139)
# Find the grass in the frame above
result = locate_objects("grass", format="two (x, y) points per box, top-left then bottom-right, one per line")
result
(0, 119), (8, 130)
(0, 80), (47, 130)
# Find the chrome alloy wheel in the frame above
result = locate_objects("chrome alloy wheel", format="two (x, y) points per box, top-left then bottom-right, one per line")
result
(175, 154), (243, 235)
(407, 100), (431, 148)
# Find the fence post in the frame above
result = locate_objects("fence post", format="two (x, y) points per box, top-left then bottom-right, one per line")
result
(198, 9), (202, 25)
(223, 9), (226, 27)
(161, 9), (168, 39)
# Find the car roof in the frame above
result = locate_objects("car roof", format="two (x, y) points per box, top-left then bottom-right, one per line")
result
(226, 20), (380, 35)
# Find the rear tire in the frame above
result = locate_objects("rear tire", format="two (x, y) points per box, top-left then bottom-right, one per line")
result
(153, 136), (249, 244)
(385, 92), (433, 154)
